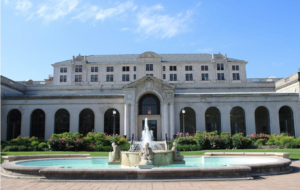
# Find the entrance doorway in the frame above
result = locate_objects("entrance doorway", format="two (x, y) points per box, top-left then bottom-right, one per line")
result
(142, 120), (157, 140)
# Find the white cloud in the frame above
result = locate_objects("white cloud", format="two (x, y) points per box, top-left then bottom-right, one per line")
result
(95, 1), (134, 20)
(15, 0), (32, 11)
(121, 27), (129, 31)
(272, 62), (286, 67)
(36, 0), (79, 22)
(196, 2), (202, 7)
(72, 1), (135, 22)
(197, 48), (213, 53)
(136, 5), (192, 39)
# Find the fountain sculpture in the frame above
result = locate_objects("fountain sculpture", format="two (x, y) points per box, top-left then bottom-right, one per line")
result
(108, 118), (185, 168)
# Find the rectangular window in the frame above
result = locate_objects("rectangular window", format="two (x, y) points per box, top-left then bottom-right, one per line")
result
(122, 74), (130, 81)
(106, 66), (113, 72)
(232, 65), (239, 71)
(122, 66), (130, 72)
(134, 66), (136, 71)
(60, 75), (67, 82)
(217, 73), (225, 80)
(163, 74), (166, 79)
(170, 74), (177, 81)
(91, 75), (98, 82)
(170, 66), (177, 71)
(233, 73), (240, 80)
(202, 73), (209, 81)
(186, 74), (193, 81)
(91, 67), (98, 72)
(75, 75), (82, 82)
(146, 64), (153, 71)
(134, 74), (136, 80)
(201, 65), (208, 71)
(106, 75), (113, 82)
(60, 68), (67, 73)
(75, 65), (82, 72)
(146, 74), (153, 76)
(217, 64), (224, 71)
(163, 66), (165, 71)
(185, 66), (193, 71)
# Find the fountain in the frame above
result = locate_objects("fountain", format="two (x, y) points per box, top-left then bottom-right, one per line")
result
(108, 118), (185, 168)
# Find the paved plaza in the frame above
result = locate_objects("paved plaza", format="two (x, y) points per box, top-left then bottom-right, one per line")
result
(1, 161), (300, 190)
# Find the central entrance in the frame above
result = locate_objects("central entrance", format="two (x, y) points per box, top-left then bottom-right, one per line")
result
(138, 93), (162, 140)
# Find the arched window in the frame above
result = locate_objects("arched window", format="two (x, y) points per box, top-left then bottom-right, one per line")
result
(180, 107), (196, 134)
(55, 109), (70, 134)
(139, 94), (160, 115)
(279, 106), (295, 136)
(104, 109), (120, 135)
(79, 109), (94, 135)
(230, 107), (246, 135)
(7, 109), (22, 140)
(31, 109), (45, 139)
(205, 107), (221, 133)
(255, 106), (270, 134)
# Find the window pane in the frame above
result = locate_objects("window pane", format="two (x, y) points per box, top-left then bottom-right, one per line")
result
(60, 68), (63, 73)
(91, 67), (94, 72)
(163, 74), (166, 79)
(138, 94), (160, 115)
(95, 67), (98, 72)
(163, 66), (165, 71)
(31, 109), (45, 139)
(236, 65), (239, 70)
(170, 74), (173, 81)
(79, 109), (94, 135)
(232, 65), (235, 70)
(205, 107), (221, 134)
(174, 74), (177, 81)
(55, 109), (70, 134)
(255, 107), (270, 134)
(230, 107), (246, 135)
(7, 109), (22, 140)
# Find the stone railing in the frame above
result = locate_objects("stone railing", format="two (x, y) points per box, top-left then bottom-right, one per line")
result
(247, 78), (282, 83)
(1, 75), (26, 92)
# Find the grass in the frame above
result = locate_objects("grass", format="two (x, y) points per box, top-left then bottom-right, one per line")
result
(1, 149), (300, 163)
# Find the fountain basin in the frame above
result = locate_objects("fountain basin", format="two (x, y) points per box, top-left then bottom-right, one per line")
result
(1, 153), (292, 180)
(120, 150), (178, 167)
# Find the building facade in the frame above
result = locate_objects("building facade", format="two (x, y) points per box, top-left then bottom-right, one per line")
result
(1, 51), (300, 140)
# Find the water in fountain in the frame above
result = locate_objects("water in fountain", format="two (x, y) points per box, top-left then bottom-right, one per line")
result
(128, 118), (164, 152)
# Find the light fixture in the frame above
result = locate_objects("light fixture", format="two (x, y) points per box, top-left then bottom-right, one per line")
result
(182, 109), (185, 114)
(148, 107), (151, 115)
(113, 110), (116, 115)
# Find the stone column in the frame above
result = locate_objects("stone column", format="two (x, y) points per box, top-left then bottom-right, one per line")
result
(169, 103), (175, 139)
(245, 105), (256, 135)
(124, 104), (130, 139)
(270, 107), (280, 135)
(163, 103), (169, 140)
(130, 103), (135, 139)
(20, 109), (30, 138)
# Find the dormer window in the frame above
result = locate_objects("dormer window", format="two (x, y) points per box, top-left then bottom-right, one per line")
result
(75, 65), (82, 72)
(146, 64), (153, 71)
(217, 64), (224, 71)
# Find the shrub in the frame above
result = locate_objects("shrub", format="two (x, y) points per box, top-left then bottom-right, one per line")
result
(175, 136), (196, 145)
(18, 145), (27, 151)
(274, 140), (281, 146)
(256, 139), (266, 145)
(266, 139), (275, 145)
(38, 142), (48, 149)
(4, 145), (19, 152)
(31, 141), (40, 146)
(280, 137), (294, 145)
(119, 142), (130, 151)
(286, 142), (300, 149)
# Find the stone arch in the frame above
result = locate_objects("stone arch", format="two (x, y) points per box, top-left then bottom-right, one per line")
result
(138, 93), (161, 115)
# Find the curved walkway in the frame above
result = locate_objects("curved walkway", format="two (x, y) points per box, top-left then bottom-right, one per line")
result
(1, 161), (300, 190)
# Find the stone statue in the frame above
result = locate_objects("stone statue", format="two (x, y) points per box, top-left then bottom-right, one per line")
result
(139, 142), (154, 167)
(109, 142), (121, 162)
(171, 141), (184, 161)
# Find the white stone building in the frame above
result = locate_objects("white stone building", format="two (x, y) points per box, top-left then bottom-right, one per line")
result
(1, 52), (300, 140)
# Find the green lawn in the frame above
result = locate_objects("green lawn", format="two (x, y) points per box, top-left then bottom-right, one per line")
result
(1, 149), (300, 163)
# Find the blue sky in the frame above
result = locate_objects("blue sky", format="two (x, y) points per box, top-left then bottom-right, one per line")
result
(2, 0), (300, 81)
